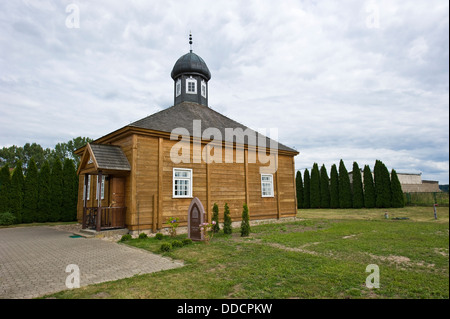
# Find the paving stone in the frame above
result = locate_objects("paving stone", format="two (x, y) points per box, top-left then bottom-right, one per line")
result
(0, 226), (183, 299)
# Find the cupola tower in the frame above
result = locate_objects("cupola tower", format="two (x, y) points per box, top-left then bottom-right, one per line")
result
(171, 33), (211, 107)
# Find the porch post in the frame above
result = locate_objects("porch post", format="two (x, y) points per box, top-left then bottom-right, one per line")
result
(96, 171), (102, 232)
(82, 174), (88, 229)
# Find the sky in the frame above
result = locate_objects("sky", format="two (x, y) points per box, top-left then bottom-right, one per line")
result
(0, 0), (448, 183)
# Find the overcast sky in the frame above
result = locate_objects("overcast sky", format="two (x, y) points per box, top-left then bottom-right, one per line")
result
(0, 0), (448, 183)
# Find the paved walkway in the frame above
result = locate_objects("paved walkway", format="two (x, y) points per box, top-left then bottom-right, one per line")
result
(0, 226), (183, 299)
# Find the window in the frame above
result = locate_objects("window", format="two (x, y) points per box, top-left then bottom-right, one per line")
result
(261, 174), (274, 197)
(201, 80), (207, 98)
(186, 78), (197, 94)
(96, 175), (106, 200)
(176, 79), (181, 97)
(84, 175), (91, 201)
(173, 168), (192, 198)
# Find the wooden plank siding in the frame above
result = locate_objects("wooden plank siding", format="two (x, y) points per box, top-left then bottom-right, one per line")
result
(77, 132), (297, 232)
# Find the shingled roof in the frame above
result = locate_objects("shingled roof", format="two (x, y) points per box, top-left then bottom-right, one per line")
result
(89, 144), (131, 171)
(129, 102), (297, 153)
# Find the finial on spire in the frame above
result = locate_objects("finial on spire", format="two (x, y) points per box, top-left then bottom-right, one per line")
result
(189, 31), (193, 52)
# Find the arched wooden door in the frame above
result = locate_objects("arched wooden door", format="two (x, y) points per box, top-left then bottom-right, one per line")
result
(188, 197), (205, 241)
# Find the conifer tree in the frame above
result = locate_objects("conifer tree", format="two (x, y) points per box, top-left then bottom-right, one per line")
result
(390, 169), (405, 208)
(10, 161), (24, 223)
(223, 202), (232, 234)
(49, 158), (63, 222)
(22, 158), (39, 223)
(303, 169), (311, 209)
(310, 163), (321, 208)
(338, 160), (352, 208)
(374, 160), (391, 208)
(37, 161), (51, 222)
(330, 164), (340, 209)
(61, 158), (78, 222)
(212, 203), (220, 233)
(295, 171), (304, 209)
(0, 164), (11, 213)
(240, 203), (250, 237)
(320, 164), (330, 208)
(363, 165), (376, 208)
(351, 162), (364, 209)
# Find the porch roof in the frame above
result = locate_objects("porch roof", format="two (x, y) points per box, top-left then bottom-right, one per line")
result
(77, 143), (131, 175)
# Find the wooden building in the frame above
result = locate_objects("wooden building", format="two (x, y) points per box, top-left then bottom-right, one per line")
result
(75, 38), (299, 233)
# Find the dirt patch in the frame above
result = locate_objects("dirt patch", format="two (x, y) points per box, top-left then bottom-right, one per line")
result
(369, 254), (410, 264)
(368, 254), (435, 269)
(342, 234), (357, 239)
(266, 242), (322, 256)
(91, 291), (111, 299)
(206, 264), (226, 273)
(227, 284), (243, 298)
(434, 248), (449, 257)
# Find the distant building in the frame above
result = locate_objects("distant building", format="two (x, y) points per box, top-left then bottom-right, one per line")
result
(349, 171), (440, 193)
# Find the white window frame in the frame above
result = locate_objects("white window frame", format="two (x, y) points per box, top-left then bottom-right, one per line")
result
(173, 168), (193, 198)
(261, 174), (274, 197)
(84, 175), (91, 201)
(186, 77), (197, 94)
(201, 80), (207, 98)
(96, 175), (106, 200)
(176, 78), (181, 97)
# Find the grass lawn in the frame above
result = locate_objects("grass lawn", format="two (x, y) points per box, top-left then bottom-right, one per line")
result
(46, 206), (449, 299)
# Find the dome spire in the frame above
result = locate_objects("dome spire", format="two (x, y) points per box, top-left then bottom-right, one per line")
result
(189, 31), (193, 53)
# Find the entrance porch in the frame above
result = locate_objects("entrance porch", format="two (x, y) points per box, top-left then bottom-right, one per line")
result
(77, 143), (131, 232)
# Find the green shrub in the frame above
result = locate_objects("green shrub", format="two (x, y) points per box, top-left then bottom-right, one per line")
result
(160, 242), (172, 252)
(182, 238), (192, 246)
(119, 234), (132, 242)
(155, 233), (164, 240)
(0, 212), (16, 226)
(212, 203), (220, 233)
(240, 203), (250, 237)
(223, 203), (232, 235)
(172, 240), (183, 248)
(138, 232), (148, 239)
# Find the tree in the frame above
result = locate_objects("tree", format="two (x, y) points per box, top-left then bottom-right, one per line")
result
(374, 160), (391, 208)
(338, 160), (352, 208)
(351, 162), (364, 209)
(363, 165), (376, 208)
(10, 161), (25, 223)
(23, 143), (50, 170)
(223, 203), (232, 234)
(37, 161), (52, 222)
(51, 137), (94, 166)
(303, 169), (311, 209)
(240, 203), (250, 237)
(330, 164), (340, 209)
(0, 164), (11, 213)
(390, 169), (405, 208)
(320, 164), (330, 208)
(295, 171), (304, 209)
(310, 163), (321, 208)
(61, 158), (78, 222)
(212, 203), (220, 233)
(22, 158), (39, 223)
(0, 145), (24, 168)
(0, 137), (92, 169)
(49, 158), (63, 222)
